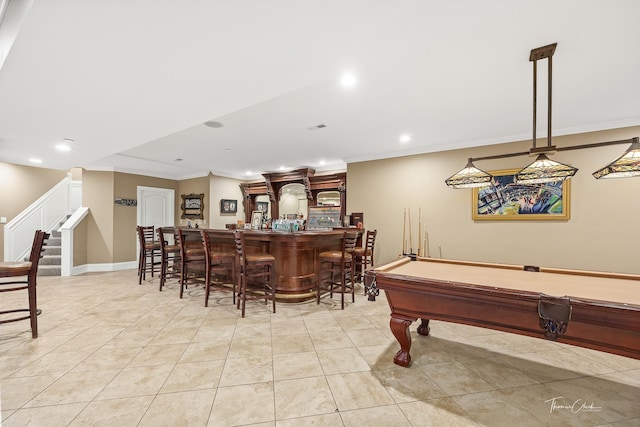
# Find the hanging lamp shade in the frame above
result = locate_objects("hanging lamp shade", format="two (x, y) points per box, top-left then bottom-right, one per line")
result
(515, 153), (578, 184)
(592, 138), (640, 179)
(445, 159), (493, 188)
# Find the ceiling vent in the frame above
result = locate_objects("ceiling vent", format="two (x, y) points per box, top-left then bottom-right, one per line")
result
(307, 123), (327, 131)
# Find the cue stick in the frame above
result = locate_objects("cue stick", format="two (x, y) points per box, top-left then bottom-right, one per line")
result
(425, 231), (429, 257)
(408, 207), (413, 254)
(402, 208), (406, 254)
(417, 208), (421, 256)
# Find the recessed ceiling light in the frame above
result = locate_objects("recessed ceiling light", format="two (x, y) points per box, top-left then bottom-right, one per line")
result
(318, 160), (326, 166)
(340, 72), (357, 87)
(279, 166), (286, 170)
(400, 134), (411, 143)
(204, 121), (224, 128)
(29, 158), (42, 164)
(55, 143), (72, 151)
(224, 148), (231, 152)
(246, 171), (253, 176)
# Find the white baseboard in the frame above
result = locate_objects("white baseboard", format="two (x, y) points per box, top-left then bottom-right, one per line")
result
(71, 261), (137, 275)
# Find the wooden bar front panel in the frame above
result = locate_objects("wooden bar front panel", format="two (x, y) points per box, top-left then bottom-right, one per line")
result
(184, 229), (351, 302)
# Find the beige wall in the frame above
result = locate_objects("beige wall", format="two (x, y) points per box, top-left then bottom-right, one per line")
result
(112, 172), (179, 263)
(209, 174), (245, 229)
(0, 162), (68, 260)
(177, 176), (210, 228)
(73, 218), (87, 266)
(83, 171), (116, 264)
(347, 126), (640, 274)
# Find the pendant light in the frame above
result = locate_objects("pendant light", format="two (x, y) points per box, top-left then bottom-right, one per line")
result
(592, 137), (640, 179)
(444, 158), (492, 188)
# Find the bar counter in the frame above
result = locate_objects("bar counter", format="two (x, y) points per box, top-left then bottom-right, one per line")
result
(179, 228), (360, 302)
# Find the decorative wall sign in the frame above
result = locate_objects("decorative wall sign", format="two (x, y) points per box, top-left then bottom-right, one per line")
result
(115, 198), (137, 206)
(220, 199), (237, 214)
(181, 193), (204, 219)
(472, 169), (570, 220)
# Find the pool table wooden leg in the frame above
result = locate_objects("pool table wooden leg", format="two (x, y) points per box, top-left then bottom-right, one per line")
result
(390, 316), (414, 367)
(417, 318), (430, 336)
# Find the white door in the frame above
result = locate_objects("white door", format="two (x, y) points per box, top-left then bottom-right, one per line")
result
(137, 186), (175, 260)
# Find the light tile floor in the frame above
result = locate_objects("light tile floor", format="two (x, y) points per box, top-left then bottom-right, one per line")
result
(1, 270), (639, 426)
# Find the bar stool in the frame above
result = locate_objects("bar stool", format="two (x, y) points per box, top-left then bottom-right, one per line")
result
(353, 229), (377, 292)
(157, 227), (181, 291)
(137, 225), (161, 284)
(176, 228), (206, 299)
(200, 229), (236, 307)
(233, 230), (276, 318)
(0, 230), (49, 338)
(316, 231), (359, 309)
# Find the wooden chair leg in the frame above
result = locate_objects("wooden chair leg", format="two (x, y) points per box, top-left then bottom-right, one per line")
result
(28, 276), (38, 338)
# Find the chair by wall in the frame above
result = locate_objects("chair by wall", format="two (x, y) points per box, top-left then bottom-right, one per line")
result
(316, 231), (358, 309)
(0, 230), (49, 338)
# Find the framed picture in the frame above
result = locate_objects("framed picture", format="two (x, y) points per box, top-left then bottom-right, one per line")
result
(220, 199), (237, 214)
(251, 211), (263, 229)
(181, 193), (204, 219)
(472, 169), (570, 221)
(256, 201), (269, 213)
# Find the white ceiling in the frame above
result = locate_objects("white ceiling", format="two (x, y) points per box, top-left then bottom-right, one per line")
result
(0, 1), (639, 180)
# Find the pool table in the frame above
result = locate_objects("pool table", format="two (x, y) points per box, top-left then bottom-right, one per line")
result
(365, 257), (640, 367)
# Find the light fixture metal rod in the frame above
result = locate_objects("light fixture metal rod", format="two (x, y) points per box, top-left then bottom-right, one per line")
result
(547, 53), (553, 149)
(533, 58), (537, 150)
(469, 137), (637, 163)
(556, 137), (637, 152)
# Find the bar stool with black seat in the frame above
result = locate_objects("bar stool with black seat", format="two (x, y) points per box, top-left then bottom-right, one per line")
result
(353, 229), (377, 293)
(176, 228), (206, 299)
(233, 230), (276, 318)
(157, 227), (181, 291)
(137, 225), (161, 284)
(200, 229), (236, 307)
(0, 230), (49, 338)
(316, 231), (359, 309)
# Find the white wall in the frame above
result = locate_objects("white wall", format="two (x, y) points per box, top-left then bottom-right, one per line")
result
(347, 126), (640, 274)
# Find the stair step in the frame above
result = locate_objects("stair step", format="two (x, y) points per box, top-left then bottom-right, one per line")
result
(38, 265), (61, 276)
(47, 237), (61, 246)
(43, 246), (61, 255)
(40, 255), (61, 265)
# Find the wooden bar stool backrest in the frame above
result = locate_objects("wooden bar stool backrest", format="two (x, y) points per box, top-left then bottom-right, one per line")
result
(136, 225), (161, 284)
(176, 228), (205, 299)
(317, 231), (359, 309)
(354, 229), (377, 286)
(232, 230), (276, 317)
(0, 230), (49, 338)
(200, 229), (236, 307)
(157, 227), (180, 291)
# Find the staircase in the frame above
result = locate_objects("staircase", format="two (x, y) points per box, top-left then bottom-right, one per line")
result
(38, 228), (62, 276)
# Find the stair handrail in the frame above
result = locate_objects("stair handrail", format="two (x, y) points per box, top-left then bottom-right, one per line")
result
(60, 207), (90, 276)
(3, 174), (81, 261)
